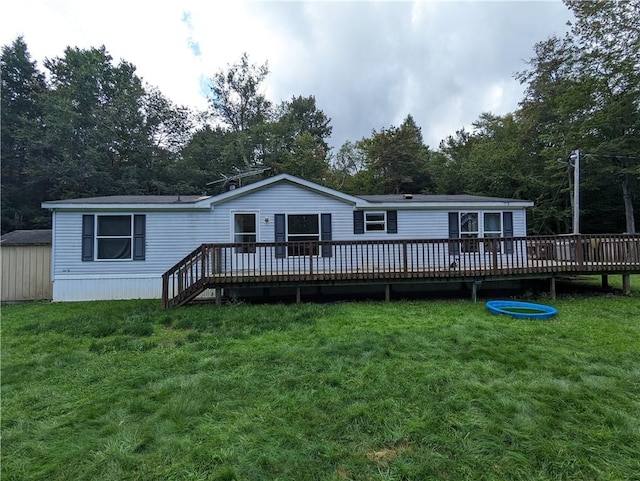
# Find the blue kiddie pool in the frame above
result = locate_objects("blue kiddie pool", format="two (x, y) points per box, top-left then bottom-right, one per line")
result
(486, 300), (558, 320)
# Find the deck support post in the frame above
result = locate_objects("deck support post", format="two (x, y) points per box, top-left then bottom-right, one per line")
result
(550, 277), (556, 300)
(385, 284), (391, 302)
(296, 286), (301, 304)
(214, 288), (221, 305)
(471, 280), (482, 303)
(622, 274), (631, 295)
(601, 275), (609, 290)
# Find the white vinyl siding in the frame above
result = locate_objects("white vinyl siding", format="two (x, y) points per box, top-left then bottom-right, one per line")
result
(213, 183), (356, 242)
(52, 210), (216, 278)
(210, 183), (529, 242)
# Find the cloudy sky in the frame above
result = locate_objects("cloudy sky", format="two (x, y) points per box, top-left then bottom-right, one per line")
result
(2, 0), (573, 151)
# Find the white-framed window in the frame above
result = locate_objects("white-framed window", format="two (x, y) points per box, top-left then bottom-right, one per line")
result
(460, 212), (479, 253)
(365, 212), (386, 232)
(483, 212), (502, 252)
(483, 213), (502, 237)
(96, 215), (133, 260)
(82, 214), (144, 262)
(449, 211), (514, 256)
(287, 214), (319, 256)
(234, 213), (257, 253)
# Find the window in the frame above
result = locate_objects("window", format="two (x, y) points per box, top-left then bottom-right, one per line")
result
(97, 215), (133, 259)
(275, 213), (331, 258)
(287, 214), (319, 256)
(460, 212), (479, 252)
(483, 213), (502, 252)
(82, 214), (145, 261)
(365, 212), (385, 231)
(449, 211), (515, 255)
(234, 213), (256, 253)
(353, 210), (397, 234)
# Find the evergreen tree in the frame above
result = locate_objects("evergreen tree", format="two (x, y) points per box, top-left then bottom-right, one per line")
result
(359, 115), (431, 194)
(1, 37), (47, 232)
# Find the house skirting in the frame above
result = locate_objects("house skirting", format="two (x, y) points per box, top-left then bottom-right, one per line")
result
(53, 275), (162, 301)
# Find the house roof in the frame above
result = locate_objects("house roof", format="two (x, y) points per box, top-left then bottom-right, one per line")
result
(42, 195), (212, 211)
(1, 229), (52, 245)
(358, 194), (530, 204)
(207, 173), (364, 206)
(41, 174), (533, 211)
(43, 195), (210, 205)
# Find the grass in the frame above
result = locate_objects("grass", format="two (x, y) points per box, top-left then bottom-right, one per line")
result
(2, 276), (640, 480)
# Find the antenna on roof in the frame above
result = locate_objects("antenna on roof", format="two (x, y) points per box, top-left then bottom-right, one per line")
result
(206, 167), (271, 189)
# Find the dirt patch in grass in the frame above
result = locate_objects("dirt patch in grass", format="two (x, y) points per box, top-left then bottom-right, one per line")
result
(366, 443), (412, 462)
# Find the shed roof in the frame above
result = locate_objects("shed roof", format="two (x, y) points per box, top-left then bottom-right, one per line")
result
(1, 229), (52, 245)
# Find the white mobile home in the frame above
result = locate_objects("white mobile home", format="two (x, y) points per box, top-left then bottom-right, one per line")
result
(42, 174), (533, 302)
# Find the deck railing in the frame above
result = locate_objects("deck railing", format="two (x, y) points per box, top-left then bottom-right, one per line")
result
(162, 234), (640, 308)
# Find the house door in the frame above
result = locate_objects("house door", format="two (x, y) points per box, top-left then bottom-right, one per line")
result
(233, 212), (259, 271)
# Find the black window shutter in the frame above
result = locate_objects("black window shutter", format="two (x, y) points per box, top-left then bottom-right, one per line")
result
(353, 211), (364, 234)
(133, 215), (146, 260)
(503, 212), (514, 254)
(386, 210), (397, 233)
(275, 213), (286, 258)
(321, 213), (332, 257)
(448, 212), (460, 256)
(82, 215), (94, 261)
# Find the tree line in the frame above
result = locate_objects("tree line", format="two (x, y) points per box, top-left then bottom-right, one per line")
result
(2, 0), (638, 235)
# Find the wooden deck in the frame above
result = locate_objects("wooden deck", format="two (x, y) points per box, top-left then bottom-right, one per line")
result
(162, 234), (640, 308)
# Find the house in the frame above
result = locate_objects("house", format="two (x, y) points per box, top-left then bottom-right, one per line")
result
(42, 174), (534, 302)
(1, 229), (53, 302)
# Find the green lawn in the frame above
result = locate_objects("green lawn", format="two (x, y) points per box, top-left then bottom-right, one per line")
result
(2, 277), (640, 480)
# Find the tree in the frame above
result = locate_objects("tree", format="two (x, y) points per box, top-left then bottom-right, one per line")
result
(265, 96), (333, 182)
(175, 126), (253, 194)
(327, 140), (368, 192)
(143, 87), (194, 155)
(358, 115), (431, 194)
(276, 95), (332, 153)
(1, 37), (47, 232)
(568, 0), (640, 233)
(1, 39), (195, 232)
(431, 128), (477, 195)
(35, 45), (193, 199)
(37, 46), (153, 198)
(208, 52), (271, 134)
(517, 0), (640, 233)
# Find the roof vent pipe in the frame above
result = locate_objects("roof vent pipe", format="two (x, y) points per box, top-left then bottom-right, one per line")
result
(226, 179), (238, 191)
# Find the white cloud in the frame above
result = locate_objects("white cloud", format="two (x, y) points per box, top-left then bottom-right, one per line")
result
(2, 0), (573, 151)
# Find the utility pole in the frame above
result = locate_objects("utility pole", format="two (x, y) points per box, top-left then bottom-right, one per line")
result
(570, 149), (580, 234)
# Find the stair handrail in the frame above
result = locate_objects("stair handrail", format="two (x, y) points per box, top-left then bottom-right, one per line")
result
(162, 244), (215, 308)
